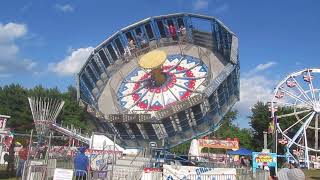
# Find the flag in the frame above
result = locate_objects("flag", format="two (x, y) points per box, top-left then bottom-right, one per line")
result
(268, 121), (274, 134)
(268, 115), (277, 134)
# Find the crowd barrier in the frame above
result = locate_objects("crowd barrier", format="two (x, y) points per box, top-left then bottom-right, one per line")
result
(22, 164), (96, 180)
(20, 159), (143, 180)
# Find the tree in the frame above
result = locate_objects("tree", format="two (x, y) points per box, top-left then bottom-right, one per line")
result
(171, 110), (254, 154)
(0, 84), (33, 132)
(249, 101), (309, 155)
(0, 83), (96, 135)
(215, 109), (253, 150)
(249, 101), (270, 151)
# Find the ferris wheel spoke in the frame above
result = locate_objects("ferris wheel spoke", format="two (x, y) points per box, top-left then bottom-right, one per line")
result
(277, 109), (312, 119)
(307, 70), (317, 102)
(291, 76), (313, 103)
(280, 87), (313, 106)
(315, 114), (319, 150)
(283, 111), (313, 133)
(288, 112), (316, 148)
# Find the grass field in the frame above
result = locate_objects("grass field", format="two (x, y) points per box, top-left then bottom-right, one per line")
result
(0, 165), (319, 179)
(304, 169), (320, 180)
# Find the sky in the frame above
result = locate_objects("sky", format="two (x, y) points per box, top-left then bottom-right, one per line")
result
(0, 0), (319, 127)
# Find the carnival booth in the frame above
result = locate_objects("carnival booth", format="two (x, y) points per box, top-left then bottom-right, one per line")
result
(0, 115), (12, 165)
(189, 137), (239, 164)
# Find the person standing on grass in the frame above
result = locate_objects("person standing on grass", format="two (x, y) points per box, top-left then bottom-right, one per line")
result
(16, 143), (28, 178)
(5, 139), (15, 175)
(74, 146), (89, 180)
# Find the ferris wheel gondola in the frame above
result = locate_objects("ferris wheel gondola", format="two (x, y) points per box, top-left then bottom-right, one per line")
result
(270, 68), (320, 169)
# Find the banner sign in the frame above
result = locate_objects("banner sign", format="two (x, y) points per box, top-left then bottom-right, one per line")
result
(0, 116), (8, 129)
(163, 165), (236, 180)
(86, 149), (123, 156)
(252, 152), (277, 173)
(53, 168), (73, 180)
(85, 149), (122, 171)
(198, 139), (239, 150)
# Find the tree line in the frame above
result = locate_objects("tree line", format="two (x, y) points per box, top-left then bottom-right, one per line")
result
(172, 101), (304, 154)
(0, 84), (95, 134)
(1, 83), (303, 153)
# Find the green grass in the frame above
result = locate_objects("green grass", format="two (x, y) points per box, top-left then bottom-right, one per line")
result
(303, 169), (320, 180)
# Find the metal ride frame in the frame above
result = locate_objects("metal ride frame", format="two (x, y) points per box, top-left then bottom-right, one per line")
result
(271, 68), (320, 169)
(76, 13), (240, 148)
(28, 97), (65, 137)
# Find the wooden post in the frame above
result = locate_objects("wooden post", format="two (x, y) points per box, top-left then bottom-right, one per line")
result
(263, 131), (268, 149)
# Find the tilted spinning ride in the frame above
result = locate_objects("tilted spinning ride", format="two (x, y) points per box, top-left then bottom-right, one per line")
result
(270, 68), (320, 169)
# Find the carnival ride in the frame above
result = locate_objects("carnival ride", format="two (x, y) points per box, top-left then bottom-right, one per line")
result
(77, 13), (240, 149)
(271, 68), (320, 169)
(1, 13), (240, 180)
(28, 97), (129, 152)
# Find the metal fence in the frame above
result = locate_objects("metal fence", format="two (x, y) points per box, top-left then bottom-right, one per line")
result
(236, 169), (269, 180)
(21, 164), (90, 180)
(20, 158), (143, 180)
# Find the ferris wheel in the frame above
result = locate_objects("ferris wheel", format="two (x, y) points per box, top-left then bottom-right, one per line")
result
(270, 68), (320, 169)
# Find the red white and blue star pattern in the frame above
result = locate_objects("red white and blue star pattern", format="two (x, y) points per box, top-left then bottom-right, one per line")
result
(117, 55), (208, 113)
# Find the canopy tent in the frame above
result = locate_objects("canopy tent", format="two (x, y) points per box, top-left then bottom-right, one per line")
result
(227, 148), (253, 156)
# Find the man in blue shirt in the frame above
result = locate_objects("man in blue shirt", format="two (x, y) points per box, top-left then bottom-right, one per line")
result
(74, 146), (89, 180)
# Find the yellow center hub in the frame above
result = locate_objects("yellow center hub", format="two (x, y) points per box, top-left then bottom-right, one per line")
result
(138, 50), (167, 86)
(138, 50), (167, 69)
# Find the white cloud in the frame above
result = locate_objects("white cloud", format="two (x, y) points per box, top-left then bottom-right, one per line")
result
(55, 4), (74, 13)
(0, 22), (27, 60)
(0, 22), (27, 43)
(246, 61), (277, 75)
(235, 75), (275, 115)
(50, 47), (94, 76)
(255, 61), (277, 71)
(214, 3), (229, 14)
(0, 44), (19, 60)
(0, 22), (26, 60)
(234, 62), (278, 126)
(193, 0), (209, 10)
(0, 22), (37, 75)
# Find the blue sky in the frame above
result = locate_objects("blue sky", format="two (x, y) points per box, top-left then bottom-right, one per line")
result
(0, 0), (319, 127)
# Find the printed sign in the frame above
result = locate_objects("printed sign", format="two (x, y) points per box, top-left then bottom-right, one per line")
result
(84, 149), (122, 171)
(53, 168), (74, 180)
(0, 117), (7, 129)
(163, 165), (236, 180)
(198, 139), (239, 150)
(252, 152), (277, 173)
